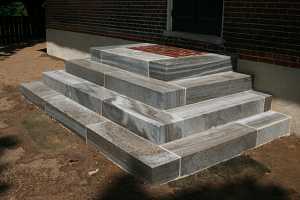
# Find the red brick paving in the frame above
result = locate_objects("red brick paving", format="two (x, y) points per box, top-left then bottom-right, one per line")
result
(129, 45), (207, 58)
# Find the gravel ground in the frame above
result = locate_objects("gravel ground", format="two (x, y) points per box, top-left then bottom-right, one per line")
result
(0, 42), (299, 200)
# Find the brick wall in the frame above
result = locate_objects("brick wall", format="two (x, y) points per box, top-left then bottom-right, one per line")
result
(46, 0), (300, 68)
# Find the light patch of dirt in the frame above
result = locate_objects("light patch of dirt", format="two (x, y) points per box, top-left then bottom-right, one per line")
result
(0, 121), (9, 129)
(0, 97), (17, 112)
(0, 147), (25, 164)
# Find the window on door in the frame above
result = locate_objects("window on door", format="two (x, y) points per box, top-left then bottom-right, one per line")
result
(172, 0), (223, 37)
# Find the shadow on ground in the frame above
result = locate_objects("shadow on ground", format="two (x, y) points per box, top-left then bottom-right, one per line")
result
(0, 134), (19, 194)
(97, 156), (291, 200)
(0, 40), (44, 61)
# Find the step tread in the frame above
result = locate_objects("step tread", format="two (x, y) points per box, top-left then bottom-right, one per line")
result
(162, 123), (256, 157)
(237, 111), (290, 129)
(171, 71), (250, 87)
(67, 59), (119, 74)
(166, 91), (269, 118)
(102, 47), (172, 61)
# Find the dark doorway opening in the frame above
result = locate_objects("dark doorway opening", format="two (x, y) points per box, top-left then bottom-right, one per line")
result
(172, 0), (223, 37)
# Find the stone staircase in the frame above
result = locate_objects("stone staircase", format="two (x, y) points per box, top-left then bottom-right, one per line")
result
(20, 43), (291, 184)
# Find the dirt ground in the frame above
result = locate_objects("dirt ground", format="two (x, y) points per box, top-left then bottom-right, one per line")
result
(0, 42), (299, 200)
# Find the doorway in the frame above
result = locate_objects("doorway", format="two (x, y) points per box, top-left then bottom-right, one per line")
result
(169, 0), (224, 37)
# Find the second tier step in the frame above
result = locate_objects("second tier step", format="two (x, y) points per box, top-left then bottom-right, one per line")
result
(65, 59), (251, 108)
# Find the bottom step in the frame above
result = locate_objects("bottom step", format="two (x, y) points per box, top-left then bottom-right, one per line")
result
(20, 81), (290, 184)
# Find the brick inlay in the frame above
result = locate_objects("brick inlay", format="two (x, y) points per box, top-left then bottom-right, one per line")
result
(129, 45), (207, 58)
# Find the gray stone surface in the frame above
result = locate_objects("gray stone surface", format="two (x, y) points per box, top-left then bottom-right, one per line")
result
(166, 91), (267, 137)
(43, 70), (87, 95)
(20, 81), (60, 109)
(105, 70), (185, 109)
(162, 123), (257, 176)
(68, 82), (117, 114)
(65, 59), (119, 86)
(43, 70), (117, 113)
(149, 53), (232, 81)
(101, 47), (171, 76)
(45, 95), (107, 140)
(90, 43), (154, 62)
(237, 111), (290, 146)
(171, 71), (252, 104)
(87, 121), (180, 184)
(102, 95), (183, 144)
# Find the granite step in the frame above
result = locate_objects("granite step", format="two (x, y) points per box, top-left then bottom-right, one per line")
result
(102, 91), (271, 144)
(20, 81), (180, 184)
(65, 59), (186, 109)
(90, 44), (232, 81)
(162, 111), (290, 176)
(65, 59), (250, 108)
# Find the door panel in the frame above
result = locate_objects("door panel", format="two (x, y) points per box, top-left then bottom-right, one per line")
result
(172, 0), (223, 36)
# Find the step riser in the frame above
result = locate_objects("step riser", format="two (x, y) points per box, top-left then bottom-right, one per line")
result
(150, 62), (232, 81)
(173, 74), (252, 104)
(65, 60), (251, 108)
(105, 72), (186, 109)
(65, 61), (105, 86)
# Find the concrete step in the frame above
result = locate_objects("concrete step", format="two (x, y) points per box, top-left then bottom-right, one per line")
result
(66, 59), (186, 109)
(91, 43), (232, 81)
(66, 59), (250, 108)
(20, 81), (180, 184)
(162, 111), (290, 176)
(103, 91), (271, 144)
(171, 71), (252, 104)
(20, 81), (106, 140)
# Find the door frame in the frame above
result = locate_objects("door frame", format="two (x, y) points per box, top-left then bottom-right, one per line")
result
(166, 0), (225, 38)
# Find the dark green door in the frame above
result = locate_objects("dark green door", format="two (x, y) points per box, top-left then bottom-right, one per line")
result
(172, 0), (223, 36)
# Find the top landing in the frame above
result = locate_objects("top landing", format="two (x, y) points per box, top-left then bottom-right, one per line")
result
(91, 43), (232, 81)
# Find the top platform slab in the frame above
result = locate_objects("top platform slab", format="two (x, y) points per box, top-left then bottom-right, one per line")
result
(91, 44), (232, 81)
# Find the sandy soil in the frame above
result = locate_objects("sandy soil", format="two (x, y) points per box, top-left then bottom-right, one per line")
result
(0, 42), (299, 200)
